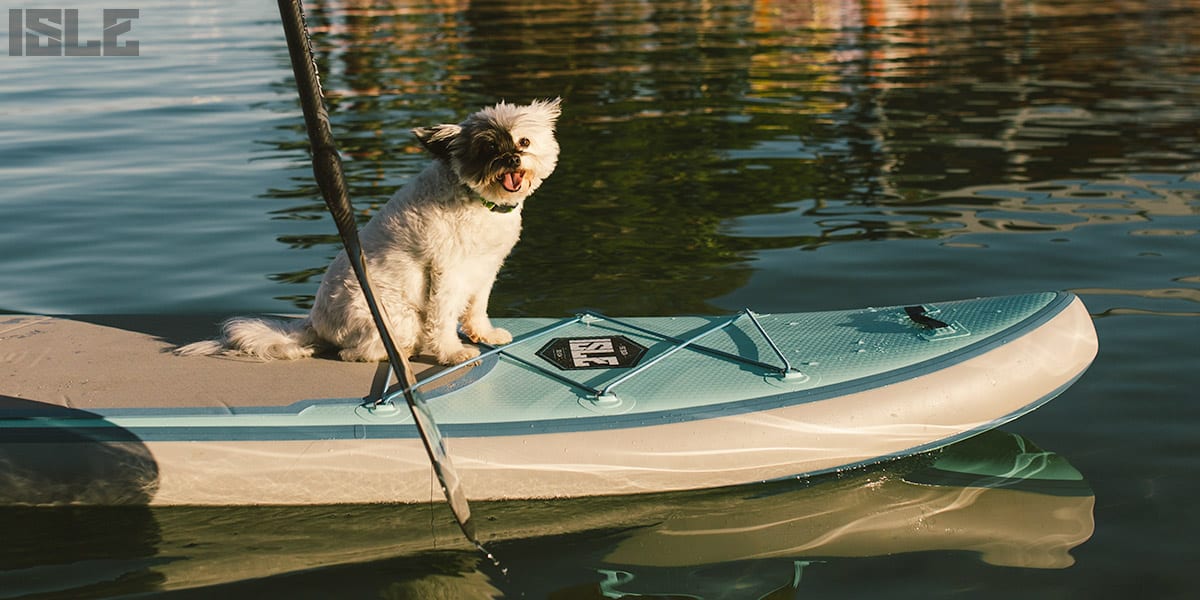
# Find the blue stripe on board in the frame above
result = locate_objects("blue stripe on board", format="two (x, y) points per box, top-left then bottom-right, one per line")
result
(2, 423), (407, 443)
(4, 293), (1080, 443)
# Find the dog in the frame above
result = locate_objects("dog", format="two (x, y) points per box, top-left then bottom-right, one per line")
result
(177, 98), (561, 364)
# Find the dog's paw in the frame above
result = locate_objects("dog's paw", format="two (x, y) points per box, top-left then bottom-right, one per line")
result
(437, 345), (481, 366)
(476, 327), (512, 346)
(463, 323), (513, 346)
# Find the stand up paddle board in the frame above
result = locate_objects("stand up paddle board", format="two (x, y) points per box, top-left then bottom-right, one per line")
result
(0, 291), (1096, 505)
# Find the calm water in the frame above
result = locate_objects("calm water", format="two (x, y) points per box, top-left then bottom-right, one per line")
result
(2, 0), (1198, 597)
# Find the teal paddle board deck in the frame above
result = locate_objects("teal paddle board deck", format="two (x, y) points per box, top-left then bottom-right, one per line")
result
(0, 292), (1097, 505)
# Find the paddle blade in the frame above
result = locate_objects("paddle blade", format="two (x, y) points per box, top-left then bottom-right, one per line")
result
(408, 390), (475, 541)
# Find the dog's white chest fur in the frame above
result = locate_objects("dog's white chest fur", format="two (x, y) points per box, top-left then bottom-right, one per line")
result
(364, 165), (523, 265)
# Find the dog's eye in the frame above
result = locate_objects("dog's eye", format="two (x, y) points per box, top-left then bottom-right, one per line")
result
(518, 137), (530, 149)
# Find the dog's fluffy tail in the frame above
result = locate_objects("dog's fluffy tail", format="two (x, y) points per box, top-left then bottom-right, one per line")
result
(175, 316), (320, 361)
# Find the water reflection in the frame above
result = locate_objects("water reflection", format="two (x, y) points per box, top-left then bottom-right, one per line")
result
(726, 172), (1200, 250)
(0, 431), (1092, 598)
(257, 0), (1199, 315)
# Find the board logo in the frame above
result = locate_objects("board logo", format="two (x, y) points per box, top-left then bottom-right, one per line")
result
(536, 335), (648, 371)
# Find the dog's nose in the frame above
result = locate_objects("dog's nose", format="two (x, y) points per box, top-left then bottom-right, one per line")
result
(502, 154), (521, 169)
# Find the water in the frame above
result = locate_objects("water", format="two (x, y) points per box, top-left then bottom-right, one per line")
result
(1, 0), (1198, 597)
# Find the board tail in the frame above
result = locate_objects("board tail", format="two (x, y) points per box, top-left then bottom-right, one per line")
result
(175, 316), (319, 360)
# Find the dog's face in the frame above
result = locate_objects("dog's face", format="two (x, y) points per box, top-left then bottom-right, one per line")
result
(413, 98), (561, 205)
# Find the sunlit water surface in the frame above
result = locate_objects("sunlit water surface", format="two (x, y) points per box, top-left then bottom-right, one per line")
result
(1, 0), (1198, 597)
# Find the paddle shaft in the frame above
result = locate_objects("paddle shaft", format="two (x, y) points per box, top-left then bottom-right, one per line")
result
(276, 0), (477, 544)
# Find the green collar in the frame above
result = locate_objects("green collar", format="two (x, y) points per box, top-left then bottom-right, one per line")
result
(478, 197), (520, 213)
(463, 184), (520, 213)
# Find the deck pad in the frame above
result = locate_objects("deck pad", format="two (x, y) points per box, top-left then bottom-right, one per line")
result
(0, 315), (471, 414)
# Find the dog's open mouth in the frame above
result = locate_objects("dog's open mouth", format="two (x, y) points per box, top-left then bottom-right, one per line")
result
(499, 171), (524, 193)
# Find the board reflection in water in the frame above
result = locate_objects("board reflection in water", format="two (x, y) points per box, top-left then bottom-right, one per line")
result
(0, 431), (1091, 598)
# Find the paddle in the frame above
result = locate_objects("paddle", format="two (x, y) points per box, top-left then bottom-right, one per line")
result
(276, 0), (481, 550)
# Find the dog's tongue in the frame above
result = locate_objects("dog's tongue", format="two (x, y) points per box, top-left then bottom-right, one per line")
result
(502, 171), (523, 193)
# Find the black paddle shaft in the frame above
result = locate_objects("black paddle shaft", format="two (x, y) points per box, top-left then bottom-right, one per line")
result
(276, 1), (390, 361)
(276, 0), (478, 545)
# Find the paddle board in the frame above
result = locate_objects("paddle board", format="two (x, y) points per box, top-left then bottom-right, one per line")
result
(0, 291), (1097, 505)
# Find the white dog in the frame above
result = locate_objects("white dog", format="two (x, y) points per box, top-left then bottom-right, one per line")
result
(178, 98), (561, 364)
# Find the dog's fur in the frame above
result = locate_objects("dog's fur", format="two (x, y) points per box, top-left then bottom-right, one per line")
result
(177, 98), (561, 364)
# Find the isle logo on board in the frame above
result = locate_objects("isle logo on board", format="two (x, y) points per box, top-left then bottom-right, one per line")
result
(536, 335), (648, 371)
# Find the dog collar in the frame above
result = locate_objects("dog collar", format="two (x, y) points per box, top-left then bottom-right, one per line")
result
(478, 198), (520, 213)
(461, 184), (521, 213)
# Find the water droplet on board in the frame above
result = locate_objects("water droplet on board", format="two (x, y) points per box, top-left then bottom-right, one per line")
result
(475, 543), (508, 577)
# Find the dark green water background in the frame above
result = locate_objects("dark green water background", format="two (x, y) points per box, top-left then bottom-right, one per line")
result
(1, 0), (1198, 597)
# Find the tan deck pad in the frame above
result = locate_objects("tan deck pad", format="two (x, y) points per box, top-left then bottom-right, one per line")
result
(0, 315), (461, 412)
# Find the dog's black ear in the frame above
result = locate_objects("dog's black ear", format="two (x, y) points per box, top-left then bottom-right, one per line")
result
(413, 124), (461, 161)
